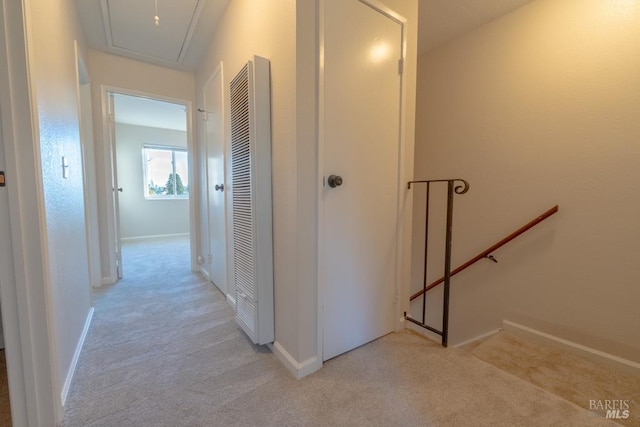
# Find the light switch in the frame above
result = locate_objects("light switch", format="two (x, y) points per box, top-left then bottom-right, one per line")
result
(62, 156), (69, 179)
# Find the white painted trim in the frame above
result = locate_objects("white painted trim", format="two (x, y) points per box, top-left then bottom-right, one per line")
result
(503, 320), (640, 377)
(176, 0), (206, 65)
(269, 341), (322, 379)
(387, 4), (409, 334)
(202, 62), (229, 295)
(316, 0), (327, 366)
(61, 307), (94, 406)
(99, 87), (118, 282)
(120, 233), (190, 242)
(225, 293), (235, 309)
(99, 0), (205, 68)
(405, 321), (443, 344)
(222, 60), (237, 335)
(185, 96), (198, 274)
(0, 0), (58, 422)
(358, 0), (406, 24)
(99, 85), (199, 277)
(0, 5), (28, 420)
(453, 328), (502, 349)
(74, 42), (101, 293)
(99, 276), (116, 287)
(199, 266), (211, 281)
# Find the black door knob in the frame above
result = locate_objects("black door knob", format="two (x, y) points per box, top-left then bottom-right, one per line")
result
(215, 184), (224, 192)
(117, 188), (123, 192)
(327, 175), (343, 188)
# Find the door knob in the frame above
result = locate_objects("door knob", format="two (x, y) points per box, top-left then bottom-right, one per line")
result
(117, 188), (123, 192)
(327, 175), (343, 188)
(215, 184), (224, 192)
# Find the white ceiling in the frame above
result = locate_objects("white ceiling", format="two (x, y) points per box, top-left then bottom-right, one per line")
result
(418, 0), (536, 54)
(113, 94), (187, 132)
(78, 0), (536, 127)
(76, 0), (536, 69)
(75, 0), (231, 71)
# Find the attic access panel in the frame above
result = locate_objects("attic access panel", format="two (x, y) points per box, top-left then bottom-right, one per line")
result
(103, 0), (202, 64)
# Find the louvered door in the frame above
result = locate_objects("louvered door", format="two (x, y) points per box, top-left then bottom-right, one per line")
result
(230, 56), (274, 345)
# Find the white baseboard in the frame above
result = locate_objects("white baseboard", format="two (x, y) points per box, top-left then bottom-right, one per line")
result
(61, 307), (94, 406)
(120, 233), (189, 242)
(199, 267), (211, 281)
(269, 341), (322, 379)
(503, 320), (640, 377)
(99, 276), (116, 287)
(453, 329), (502, 349)
(405, 320), (444, 344)
(226, 293), (235, 309)
(404, 319), (501, 349)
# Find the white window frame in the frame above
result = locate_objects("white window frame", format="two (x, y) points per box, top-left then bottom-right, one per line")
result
(142, 144), (189, 200)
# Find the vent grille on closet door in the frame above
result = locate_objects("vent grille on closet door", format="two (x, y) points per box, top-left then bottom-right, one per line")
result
(230, 57), (274, 345)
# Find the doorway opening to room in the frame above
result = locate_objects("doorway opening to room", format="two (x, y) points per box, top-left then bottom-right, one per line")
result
(107, 91), (194, 278)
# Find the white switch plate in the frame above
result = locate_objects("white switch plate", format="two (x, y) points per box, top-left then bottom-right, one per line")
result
(62, 156), (69, 179)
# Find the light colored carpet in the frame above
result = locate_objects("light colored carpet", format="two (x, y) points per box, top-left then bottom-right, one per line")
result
(63, 237), (616, 426)
(471, 331), (639, 426)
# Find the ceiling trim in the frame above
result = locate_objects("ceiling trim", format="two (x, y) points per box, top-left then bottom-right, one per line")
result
(177, 0), (205, 64)
(100, 0), (113, 49)
(99, 0), (206, 68)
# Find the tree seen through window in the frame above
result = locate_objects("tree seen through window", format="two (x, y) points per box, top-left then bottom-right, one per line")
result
(143, 146), (189, 198)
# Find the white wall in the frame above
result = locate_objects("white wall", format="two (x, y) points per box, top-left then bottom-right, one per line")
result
(195, 0), (417, 373)
(15, 0), (94, 420)
(413, 0), (640, 362)
(195, 0), (301, 358)
(87, 49), (196, 283)
(115, 123), (189, 239)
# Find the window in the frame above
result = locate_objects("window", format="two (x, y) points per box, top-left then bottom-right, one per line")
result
(143, 145), (189, 199)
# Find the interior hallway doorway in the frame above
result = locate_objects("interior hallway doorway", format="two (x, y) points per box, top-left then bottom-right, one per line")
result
(106, 91), (194, 280)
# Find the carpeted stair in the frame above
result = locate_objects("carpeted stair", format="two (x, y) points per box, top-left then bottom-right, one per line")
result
(470, 331), (640, 426)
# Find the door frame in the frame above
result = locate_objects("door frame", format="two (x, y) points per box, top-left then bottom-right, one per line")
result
(201, 62), (230, 295)
(74, 42), (101, 292)
(0, 0), (58, 423)
(99, 85), (198, 282)
(0, 71), (29, 427)
(105, 92), (124, 280)
(316, 0), (412, 365)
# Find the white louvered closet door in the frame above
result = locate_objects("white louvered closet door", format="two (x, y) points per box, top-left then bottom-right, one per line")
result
(230, 56), (274, 345)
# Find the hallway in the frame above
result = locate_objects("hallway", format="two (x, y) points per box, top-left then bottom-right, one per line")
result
(62, 236), (269, 424)
(62, 238), (613, 426)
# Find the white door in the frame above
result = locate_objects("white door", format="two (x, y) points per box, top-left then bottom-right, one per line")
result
(322, 0), (403, 360)
(0, 107), (11, 349)
(204, 66), (228, 293)
(108, 93), (123, 279)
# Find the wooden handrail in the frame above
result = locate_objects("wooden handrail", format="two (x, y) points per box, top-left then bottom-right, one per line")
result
(410, 205), (559, 301)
